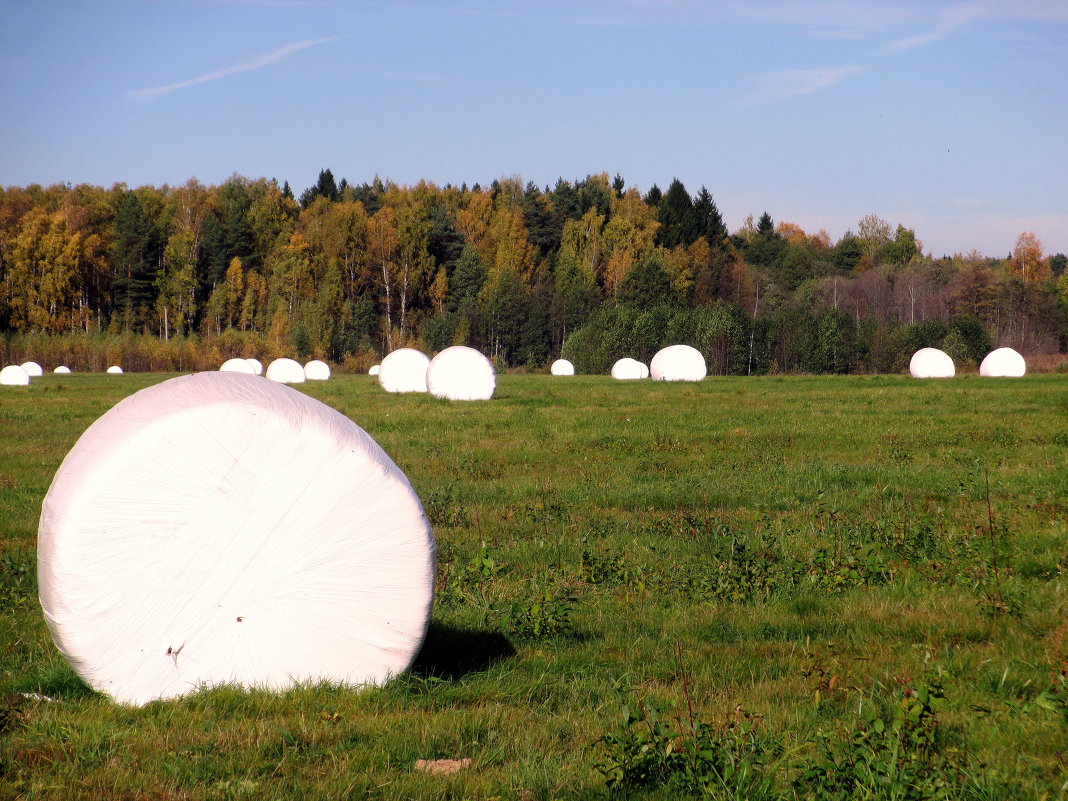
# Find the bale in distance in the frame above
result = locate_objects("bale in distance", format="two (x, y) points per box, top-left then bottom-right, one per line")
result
(54, 366), (72, 374)
(1, 365), (31, 385)
(378, 349), (430, 393)
(909, 348), (955, 378)
(304, 360), (331, 381)
(106, 366), (124, 374)
(979, 347), (1026, 377)
(369, 364), (381, 376)
(21, 361), (44, 377)
(650, 345), (707, 382)
(426, 346), (495, 401)
(611, 358), (645, 380)
(550, 359), (575, 376)
(638, 362), (650, 378)
(265, 358), (306, 384)
(246, 358), (264, 376)
(37, 371), (436, 706)
(220, 358), (256, 374)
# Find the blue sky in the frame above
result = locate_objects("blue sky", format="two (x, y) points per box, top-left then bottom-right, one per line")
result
(1, 0), (1065, 257)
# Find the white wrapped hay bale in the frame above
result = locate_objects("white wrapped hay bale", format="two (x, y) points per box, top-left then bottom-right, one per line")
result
(979, 347), (1026, 377)
(611, 358), (644, 380)
(426, 346), (495, 401)
(21, 361), (44, 377)
(1, 365), (31, 385)
(246, 358), (264, 376)
(54, 366), (72, 374)
(265, 358), (306, 384)
(106, 366), (124, 374)
(638, 362), (649, 379)
(369, 364), (381, 376)
(909, 348), (955, 378)
(37, 371), (436, 706)
(550, 359), (574, 376)
(304, 360), (331, 381)
(378, 349), (430, 393)
(220, 358), (255, 374)
(650, 345), (706, 382)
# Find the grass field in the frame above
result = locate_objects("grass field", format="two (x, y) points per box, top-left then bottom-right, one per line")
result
(1, 372), (1067, 800)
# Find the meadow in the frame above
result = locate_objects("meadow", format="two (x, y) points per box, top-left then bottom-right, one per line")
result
(1, 372), (1066, 800)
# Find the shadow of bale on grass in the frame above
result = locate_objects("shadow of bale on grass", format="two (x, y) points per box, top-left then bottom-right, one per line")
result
(410, 621), (516, 680)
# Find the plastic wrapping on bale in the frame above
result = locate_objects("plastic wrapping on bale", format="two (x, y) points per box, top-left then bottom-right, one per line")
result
(638, 362), (650, 378)
(54, 366), (71, 374)
(979, 347), (1026, 377)
(426, 346), (495, 401)
(106, 366), (124, 374)
(37, 371), (436, 706)
(909, 348), (955, 378)
(1, 365), (31, 385)
(550, 359), (575, 376)
(21, 361), (43, 377)
(611, 358), (644, 380)
(378, 349), (430, 393)
(304, 360), (331, 381)
(220, 358), (256, 374)
(265, 358), (306, 384)
(650, 345), (707, 382)
(246, 358), (264, 376)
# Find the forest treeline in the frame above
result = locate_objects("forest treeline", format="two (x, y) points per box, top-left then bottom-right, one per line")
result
(1, 170), (1066, 374)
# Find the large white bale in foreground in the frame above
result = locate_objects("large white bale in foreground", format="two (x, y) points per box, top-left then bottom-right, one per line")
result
(426, 346), (495, 401)
(979, 347), (1026, 377)
(38, 371), (436, 706)
(220, 358), (255, 374)
(650, 345), (707, 382)
(550, 359), (575, 376)
(265, 357), (306, 384)
(304, 360), (331, 381)
(54, 366), (72, 374)
(246, 358), (264, 376)
(909, 348), (955, 378)
(611, 358), (644, 380)
(21, 361), (43, 377)
(378, 348), (430, 393)
(1, 365), (30, 385)
(106, 366), (123, 374)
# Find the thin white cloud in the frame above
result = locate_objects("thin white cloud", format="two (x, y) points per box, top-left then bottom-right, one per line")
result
(129, 36), (345, 101)
(745, 65), (864, 105)
(887, 0), (1068, 51)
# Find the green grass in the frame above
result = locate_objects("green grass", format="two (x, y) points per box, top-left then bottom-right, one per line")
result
(1, 372), (1067, 799)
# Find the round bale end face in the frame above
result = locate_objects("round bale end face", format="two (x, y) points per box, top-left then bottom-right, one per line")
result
(220, 358), (255, 374)
(37, 371), (435, 706)
(304, 360), (331, 381)
(611, 358), (644, 380)
(265, 358), (306, 384)
(426, 346), (495, 400)
(909, 348), (955, 378)
(1, 365), (31, 385)
(54, 366), (72, 374)
(550, 359), (575, 376)
(650, 345), (707, 382)
(106, 366), (124, 374)
(378, 349), (430, 393)
(21, 361), (44, 377)
(979, 347), (1026, 377)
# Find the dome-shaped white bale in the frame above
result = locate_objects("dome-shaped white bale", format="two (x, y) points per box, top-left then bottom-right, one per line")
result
(37, 371), (436, 706)
(638, 362), (650, 379)
(106, 366), (124, 374)
(611, 358), (645, 380)
(265, 358), (306, 384)
(246, 358), (264, 376)
(979, 347), (1026, 377)
(21, 361), (44, 377)
(1, 365), (31, 385)
(304, 360), (331, 381)
(369, 364), (381, 376)
(220, 358), (255, 374)
(378, 348), (430, 393)
(426, 346), (495, 401)
(54, 366), (72, 374)
(909, 348), (955, 378)
(650, 345), (707, 382)
(550, 359), (575, 376)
